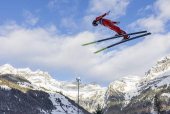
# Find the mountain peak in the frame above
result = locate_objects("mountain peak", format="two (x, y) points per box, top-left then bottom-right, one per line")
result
(157, 54), (170, 65)
(1, 64), (14, 69)
(0, 64), (15, 74)
(0, 64), (51, 80)
(85, 82), (100, 87)
(122, 75), (141, 82)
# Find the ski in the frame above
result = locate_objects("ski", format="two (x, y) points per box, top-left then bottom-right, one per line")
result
(82, 31), (147, 46)
(94, 32), (151, 54)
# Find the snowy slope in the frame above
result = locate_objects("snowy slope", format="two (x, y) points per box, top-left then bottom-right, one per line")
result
(49, 92), (83, 114)
(0, 82), (89, 114)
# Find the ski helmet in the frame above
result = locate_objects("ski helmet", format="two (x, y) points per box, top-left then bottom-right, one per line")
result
(92, 20), (98, 26)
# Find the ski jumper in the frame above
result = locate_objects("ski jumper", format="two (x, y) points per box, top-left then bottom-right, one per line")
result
(95, 13), (128, 39)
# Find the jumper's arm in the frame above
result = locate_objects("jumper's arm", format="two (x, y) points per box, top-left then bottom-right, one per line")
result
(95, 13), (107, 21)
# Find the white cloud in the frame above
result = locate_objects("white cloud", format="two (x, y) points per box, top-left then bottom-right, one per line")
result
(145, 5), (152, 10)
(129, 15), (165, 33)
(47, 0), (78, 15)
(60, 17), (78, 33)
(89, 33), (170, 81)
(154, 0), (170, 20)
(47, 0), (57, 10)
(45, 24), (60, 35)
(137, 5), (152, 16)
(0, 23), (100, 75)
(47, 0), (80, 33)
(47, 0), (71, 10)
(23, 10), (39, 26)
(139, 5), (152, 12)
(88, 0), (129, 19)
(1, 0), (170, 85)
(1, 22), (170, 84)
(129, 0), (170, 33)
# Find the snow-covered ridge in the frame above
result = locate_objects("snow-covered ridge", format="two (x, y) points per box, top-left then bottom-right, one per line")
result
(0, 85), (11, 90)
(0, 64), (51, 79)
(0, 64), (104, 91)
(141, 54), (170, 82)
(157, 55), (170, 65)
(103, 55), (170, 113)
(0, 64), (106, 113)
(105, 75), (141, 104)
(1, 54), (170, 113)
(108, 75), (141, 93)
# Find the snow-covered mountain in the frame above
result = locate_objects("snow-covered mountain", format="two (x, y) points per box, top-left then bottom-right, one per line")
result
(103, 55), (170, 114)
(1, 54), (170, 114)
(0, 64), (106, 113)
(0, 65), (92, 114)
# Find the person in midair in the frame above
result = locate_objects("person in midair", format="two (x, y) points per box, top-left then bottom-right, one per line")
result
(92, 11), (129, 40)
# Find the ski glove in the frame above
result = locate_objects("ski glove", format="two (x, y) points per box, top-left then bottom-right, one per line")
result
(116, 21), (120, 25)
(106, 10), (110, 15)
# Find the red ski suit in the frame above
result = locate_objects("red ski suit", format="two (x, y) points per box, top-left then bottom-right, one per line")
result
(95, 13), (128, 39)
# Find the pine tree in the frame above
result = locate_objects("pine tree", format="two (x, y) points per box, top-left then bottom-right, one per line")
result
(154, 94), (161, 114)
(93, 104), (103, 114)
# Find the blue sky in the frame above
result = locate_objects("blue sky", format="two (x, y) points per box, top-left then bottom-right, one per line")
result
(0, 0), (170, 86)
